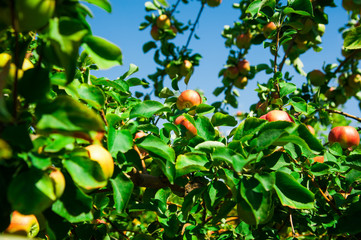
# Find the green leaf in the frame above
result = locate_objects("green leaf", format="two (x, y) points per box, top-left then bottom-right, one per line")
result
(143, 41), (157, 53)
(130, 100), (171, 119)
(194, 116), (216, 140)
(195, 141), (225, 153)
(107, 129), (133, 157)
(233, 117), (267, 141)
(83, 35), (122, 69)
(110, 172), (134, 213)
(195, 104), (215, 115)
(175, 153), (209, 177)
(288, 97), (307, 113)
(145, 1), (158, 11)
(344, 26), (361, 50)
(120, 64), (139, 80)
(81, 0), (111, 12)
(211, 112), (237, 127)
(138, 135), (175, 163)
(18, 67), (50, 103)
(336, 201), (361, 234)
(287, 0), (313, 16)
(274, 171), (314, 209)
(91, 78), (130, 94)
(296, 124), (324, 153)
(250, 128), (285, 150)
(279, 82), (297, 97)
(159, 87), (174, 98)
(77, 84), (105, 110)
(274, 135), (314, 157)
(246, 0), (276, 17)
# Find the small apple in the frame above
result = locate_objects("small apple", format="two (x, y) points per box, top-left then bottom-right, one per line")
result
(308, 69), (326, 86)
(324, 87), (336, 99)
(307, 125), (315, 135)
(317, 24), (325, 36)
(180, 60), (193, 77)
(156, 14), (171, 29)
(207, 0), (222, 7)
(85, 144), (114, 180)
(48, 167), (66, 199)
(335, 93), (347, 106)
(175, 115), (197, 136)
(134, 131), (147, 140)
(342, 0), (358, 11)
(150, 25), (160, 41)
(234, 76), (248, 89)
(261, 110), (294, 123)
(263, 22), (276, 38)
(237, 59), (250, 74)
(5, 211), (39, 238)
(165, 62), (179, 79)
(236, 32), (252, 49)
(226, 66), (239, 79)
(328, 126), (360, 149)
(313, 156), (324, 163)
(176, 90), (202, 114)
(347, 74), (361, 89)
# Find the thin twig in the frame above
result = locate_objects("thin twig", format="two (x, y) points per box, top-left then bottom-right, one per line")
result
(279, 39), (294, 72)
(104, 216), (130, 240)
(169, 0), (182, 16)
(320, 108), (361, 122)
(333, 49), (361, 75)
(100, 110), (108, 126)
(274, 28), (281, 73)
(289, 211), (295, 237)
(183, 2), (205, 51)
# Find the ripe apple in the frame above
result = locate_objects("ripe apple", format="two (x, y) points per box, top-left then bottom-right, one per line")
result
(308, 69), (326, 86)
(207, 0), (222, 7)
(307, 125), (315, 135)
(48, 167), (66, 199)
(156, 14), (171, 29)
(347, 74), (361, 89)
(175, 115), (197, 136)
(313, 156), (324, 163)
(180, 60), (193, 77)
(328, 126), (360, 149)
(234, 76), (248, 89)
(85, 144), (114, 180)
(237, 59), (250, 74)
(260, 110), (294, 123)
(263, 22), (276, 38)
(5, 211), (39, 238)
(176, 90), (202, 114)
(226, 66), (239, 79)
(236, 32), (252, 49)
(150, 25), (160, 41)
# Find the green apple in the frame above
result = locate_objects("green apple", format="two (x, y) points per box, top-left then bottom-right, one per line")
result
(308, 69), (326, 86)
(207, 0), (222, 7)
(156, 14), (171, 29)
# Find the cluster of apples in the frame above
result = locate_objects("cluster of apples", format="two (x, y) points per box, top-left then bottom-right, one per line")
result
(150, 14), (177, 41)
(225, 59), (251, 89)
(165, 59), (193, 80)
(338, 73), (361, 98)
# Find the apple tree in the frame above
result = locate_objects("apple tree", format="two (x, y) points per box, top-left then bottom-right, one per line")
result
(2, 0), (361, 239)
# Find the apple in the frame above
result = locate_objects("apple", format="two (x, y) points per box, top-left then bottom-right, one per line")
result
(260, 110), (294, 123)
(48, 167), (66, 199)
(5, 211), (39, 238)
(328, 126), (360, 149)
(165, 62), (179, 79)
(263, 22), (276, 38)
(156, 14), (171, 29)
(134, 131), (147, 140)
(176, 90), (202, 114)
(150, 25), (160, 41)
(335, 93), (347, 106)
(175, 115), (197, 136)
(299, 18), (313, 34)
(85, 144), (114, 180)
(226, 66), (239, 79)
(207, 0), (222, 7)
(345, 85), (356, 97)
(307, 125), (315, 135)
(166, 25), (178, 40)
(342, 0), (359, 11)
(236, 32), (252, 49)
(234, 76), (248, 89)
(317, 24), (325, 36)
(313, 156), (324, 163)
(180, 60), (193, 77)
(347, 74), (361, 89)
(308, 69), (326, 86)
(237, 59), (250, 74)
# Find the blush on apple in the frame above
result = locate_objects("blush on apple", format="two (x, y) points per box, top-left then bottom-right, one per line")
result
(260, 110), (294, 123)
(176, 90), (202, 114)
(328, 126), (360, 150)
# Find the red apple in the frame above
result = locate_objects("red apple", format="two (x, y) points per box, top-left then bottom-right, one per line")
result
(313, 156), (324, 163)
(5, 211), (39, 237)
(226, 66), (239, 79)
(263, 22), (276, 38)
(261, 110), (294, 123)
(207, 0), (222, 7)
(175, 115), (197, 136)
(156, 14), (171, 29)
(308, 70), (326, 86)
(328, 126), (360, 149)
(176, 90), (202, 114)
(150, 25), (160, 41)
(237, 59), (250, 74)
(236, 32), (252, 49)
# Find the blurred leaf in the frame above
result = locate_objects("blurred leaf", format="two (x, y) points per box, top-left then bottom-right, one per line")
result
(81, 0), (111, 12)
(120, 64), (139, 80)
(107, 129), (133, 157)
(195, 104), (215, 115)
(18, 68), (50, 103)
(143, 41), (157, 53)
(175, 153), (209, 177)
(211, 112), (237, 127)
(0, 124), (33, 152)
(195, 141), (225, 153)
(77, 84), (105, 110)
(130, 100), (171, 119)
(344, 26), (361, 50)
(286, 0), (313, 16)
(246, 0), (276, 17)
(110, 172), (134, 213)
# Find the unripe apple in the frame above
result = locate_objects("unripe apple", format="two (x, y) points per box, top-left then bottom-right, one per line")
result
(175, 115), (197, 136)
(313, 156), (324, 163)
(308, 69), (326, 86)
(5, 211), (39, 238)
(328, 126), (360, 149)
(180, 60), (193, 77)
(263, 22), (276, 38)
(85, 144), (114, 180)
(176, 90), (202, 114)
(324, 87), (336, 99)
(236, 32), (252, 49)
(48, 167), (66, 199)
(165, 63), (179, 79)
(261, 110), (294, 123)
(156, 14), (171, 29)
(207, 0), (222, 7)
(150, 25), (160, 41)
(226, 66), (239, 79)
(234, 76), (248, 89)
(299, 18), (313, 34)
(335, 93), (347, 106)
(307, 125), (315, 135)
(237, 59), (250, 74)
(317, 24), (326, 36)
(347, 74), (361, 89)
(134, 131), (147, 140)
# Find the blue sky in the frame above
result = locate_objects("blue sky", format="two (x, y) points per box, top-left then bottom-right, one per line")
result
(86, 1), (360, 119)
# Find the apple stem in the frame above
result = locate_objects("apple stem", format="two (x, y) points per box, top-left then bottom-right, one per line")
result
(183, 2), (205, 51)
(320, 108), (361, 123)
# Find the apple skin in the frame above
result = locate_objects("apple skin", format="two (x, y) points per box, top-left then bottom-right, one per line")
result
(328, 126), (360, 149)
(234, 76), (248, 89)
(176, 90), (202, 113)
(342, 0), (359, 11)
(347, 74), (361, 89)
(165, 63), (179, 79)
(48, 167), (66, 199)
(207, 0), (222, 7)
(150, 25), (160, 41)
(85, 144), (114, 179)
(263, 22), (276, 38)
(156, 14), (171, 29)
(175, 115), (197, 136)
(307, 125), (315, 135)
(261, 110), (294, 123)
(237, 59), (250, 74)
(313, 156), (324, 163)
(180, 60), (193, 77)
(134, 131), (147, 140)
(226, 66), (239, 79)
(5, 211), (39, 238)
(236, 32), (252, 49)
(308, 69), (326, 86)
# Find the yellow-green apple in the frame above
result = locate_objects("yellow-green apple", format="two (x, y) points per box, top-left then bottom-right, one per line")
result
(263, 22), (276, 38)
(260, 110), (294, 122)
(328, 126), (360, 149)
(207, 0), (222, 7)
(307, 125), (315, 135)
(237, 59), (250, 74)
(48, 167), (66, 199)
(165, 62), (179, 79)
(180, 60), (193, 77)
(150, 25), (160, 41)
(317, 24), (325, 36)
(236, 32), (252, 49)
(175, 115), (197, 136)
(347, 74), (361, 89)
(226, 66), (239, 79)
(234, 76), (248, 89)
(308, 69), (326, 86)
(176, 90), (202, 114)
(85, 144), (114, 180)
(156, 14), (171, 29)
(5, 211), (39, 238)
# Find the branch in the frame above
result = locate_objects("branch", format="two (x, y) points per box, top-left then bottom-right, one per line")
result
(274, 28), (281, 73)
(319, 108), (361, 122)
(10, 0), (20, 119)
(279, 39), (294, 72)
(169, 0), (182, 16)
(183, 2), (205, 51)
(333, 49), (361, 75)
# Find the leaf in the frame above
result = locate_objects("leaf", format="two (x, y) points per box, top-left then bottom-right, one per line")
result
(107, 129), (133, 157)
(195, 141), (226, 153)
(138, 135), (175, 163)
(130, 100), (171, 119)
(250, 128), (285, 150)
(233, 117), (267, 141)
(195, 104), (215, 115)
(145, 1), (158, 11)
(175, 153), (209, 177)
(143, 41), (157, 53)
(83, 35), (122, 69)
(288, 97), (307, 113)
(274, 135), (314, 157)
(81, 0), (111, 12)
(246, 0), (276, 17)
(287, 0), (313, 16)
(279, 82), (297, 97)
(77, 84), (105, 110)
(274, 171), (314, 209)
(120, 64), (139, 80)
(344, 26), (361, 50)
(18, 67), (50, 103)
(110, 172), (134, 213)
(211, 112), (237, 127)
(194, 116), (216, 141)
(296, 124), (324, 153)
